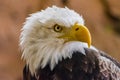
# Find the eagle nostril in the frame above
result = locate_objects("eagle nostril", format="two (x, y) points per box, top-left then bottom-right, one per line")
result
(75, 28), (79, 31)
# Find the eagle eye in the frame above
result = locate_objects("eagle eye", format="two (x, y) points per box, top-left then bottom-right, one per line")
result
(53, 24), (63, 32)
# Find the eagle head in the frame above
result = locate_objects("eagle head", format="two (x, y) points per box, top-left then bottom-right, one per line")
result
(20, 6), (91, 75)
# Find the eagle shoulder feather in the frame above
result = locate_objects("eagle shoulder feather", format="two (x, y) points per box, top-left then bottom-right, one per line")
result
(23, 48), (120, 80)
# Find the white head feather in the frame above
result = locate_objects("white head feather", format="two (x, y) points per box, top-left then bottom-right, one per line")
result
(20, 6), (98, 75)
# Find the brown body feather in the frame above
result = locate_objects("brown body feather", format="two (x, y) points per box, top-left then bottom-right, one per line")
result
(23, 48), (120, 80)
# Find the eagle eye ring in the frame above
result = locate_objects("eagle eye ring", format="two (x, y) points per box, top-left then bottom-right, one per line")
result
(53, 24), (63, 32)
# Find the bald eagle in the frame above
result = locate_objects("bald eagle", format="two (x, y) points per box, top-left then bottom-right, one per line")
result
(20, 6), (120, 80)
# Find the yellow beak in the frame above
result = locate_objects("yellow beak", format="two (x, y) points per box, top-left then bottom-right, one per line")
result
(60, 23), (91, 47)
